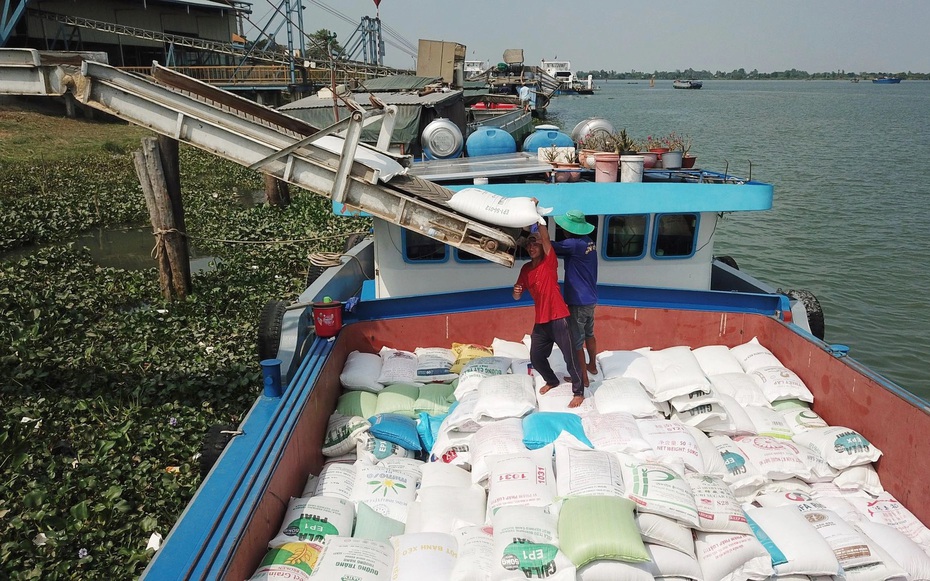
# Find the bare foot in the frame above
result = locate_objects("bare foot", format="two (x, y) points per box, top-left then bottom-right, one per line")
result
(568, 395), (585, 408)
(587, 366), (598, 375)
(539, 384), (557, 395)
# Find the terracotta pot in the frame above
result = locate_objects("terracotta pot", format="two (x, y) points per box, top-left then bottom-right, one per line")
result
(638, 151), (658, 169)
(579, 149), (598, 169)
(550, 162), (582, 182)
(681, 155), (697, 169)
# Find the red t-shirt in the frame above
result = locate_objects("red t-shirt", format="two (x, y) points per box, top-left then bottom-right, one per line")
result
(516, 248), (570, 324)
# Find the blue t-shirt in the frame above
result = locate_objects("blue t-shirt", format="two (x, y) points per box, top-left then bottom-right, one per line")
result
(553, 236), (598, 306)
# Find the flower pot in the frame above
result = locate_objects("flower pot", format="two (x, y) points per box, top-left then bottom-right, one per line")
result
(550, 162), (582, 182)
(579, 149), (598, 169)
(638, 151), (658, 169)
(593, 153), (619, 182)
(661, 150), (683, 169)
(681, 155), (697, 169)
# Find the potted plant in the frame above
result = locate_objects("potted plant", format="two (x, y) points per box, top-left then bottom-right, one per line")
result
(544, 145), (582, 182)
(612, 129), (639, 156)
(577, 131), (612, 168)
(678, 134), (696, 168)
(661, 132), (685, 169)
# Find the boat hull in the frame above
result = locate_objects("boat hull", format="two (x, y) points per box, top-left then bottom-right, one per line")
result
(872, 77), (902, 84)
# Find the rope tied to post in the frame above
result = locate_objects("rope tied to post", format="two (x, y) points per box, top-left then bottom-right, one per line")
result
(151, 227), (181, 260)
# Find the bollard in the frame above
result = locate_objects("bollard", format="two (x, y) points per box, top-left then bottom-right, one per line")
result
(260, 358), (283, 397)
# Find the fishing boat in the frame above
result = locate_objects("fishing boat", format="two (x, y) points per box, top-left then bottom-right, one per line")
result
(673, 79), (703, 89)
(872, 76), (902, 84)
(5, 49), (929, 580)
(541, 58), (596, 95)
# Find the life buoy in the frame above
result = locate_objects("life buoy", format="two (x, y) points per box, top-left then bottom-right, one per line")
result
(257, 299), (287, 362)
(786, 289), (825, 340)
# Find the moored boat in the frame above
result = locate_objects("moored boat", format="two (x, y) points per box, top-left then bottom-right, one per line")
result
(673, 79), (703, 89)
(541, 58), (596, 95)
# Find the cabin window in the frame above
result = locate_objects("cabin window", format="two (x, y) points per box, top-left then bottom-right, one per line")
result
(653, 213), (699, 258)
(402, 230), (447, 263)
(604, 215), (648, 259)
(455, 248), (486, 262)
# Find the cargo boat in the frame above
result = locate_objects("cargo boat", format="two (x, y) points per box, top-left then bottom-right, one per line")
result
(143, 168), (930, 578)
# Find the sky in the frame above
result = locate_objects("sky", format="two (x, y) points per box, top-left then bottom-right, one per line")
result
(244, 0), (930, 74)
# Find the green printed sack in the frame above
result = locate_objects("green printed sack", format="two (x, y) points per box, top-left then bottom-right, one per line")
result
(557, 496), (650, 567)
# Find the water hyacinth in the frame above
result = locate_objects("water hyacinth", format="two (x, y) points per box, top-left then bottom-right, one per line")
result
(78, 548), (89, 559)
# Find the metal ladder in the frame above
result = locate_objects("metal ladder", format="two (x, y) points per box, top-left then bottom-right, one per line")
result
(0, 48), (517, 266)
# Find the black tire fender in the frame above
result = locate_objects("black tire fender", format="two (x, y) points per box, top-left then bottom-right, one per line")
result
(258, 299), (287, 362)
(787, 289), (825, 340)
(716, 255), (739, 270)
(199, 424), (237, 480)
(344, 233), (366, 252)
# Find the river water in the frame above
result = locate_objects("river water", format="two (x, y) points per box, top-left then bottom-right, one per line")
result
(545, 79), (930, 401)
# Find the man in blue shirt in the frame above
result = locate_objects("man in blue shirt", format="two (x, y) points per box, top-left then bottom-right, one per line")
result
(553, 210), (599, 387)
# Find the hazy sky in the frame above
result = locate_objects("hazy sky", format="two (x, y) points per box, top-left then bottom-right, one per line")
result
(245, 0), (929, 74)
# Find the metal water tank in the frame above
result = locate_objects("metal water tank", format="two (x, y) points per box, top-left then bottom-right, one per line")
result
(570, 117), (616, 143)
(421, 118), (464, 159)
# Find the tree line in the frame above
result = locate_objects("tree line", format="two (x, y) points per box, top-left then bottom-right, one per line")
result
(577, 68), (929, 81)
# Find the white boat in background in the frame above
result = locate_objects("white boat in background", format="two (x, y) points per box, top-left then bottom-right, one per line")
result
(673, 79), (703, 89)
(540, 58), (596, 95)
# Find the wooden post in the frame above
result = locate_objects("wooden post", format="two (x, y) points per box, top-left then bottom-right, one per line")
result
(133, 137), (191, 300)
(156, 135), (192, 292)
(263, 173), (291, 207)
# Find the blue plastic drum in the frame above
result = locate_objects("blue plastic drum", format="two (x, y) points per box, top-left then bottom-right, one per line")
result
(465, 127), (517, 157)
(522, 124), (573, 153)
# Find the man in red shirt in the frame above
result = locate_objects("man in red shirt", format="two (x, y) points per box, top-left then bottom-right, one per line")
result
(513, 221), (585, 407)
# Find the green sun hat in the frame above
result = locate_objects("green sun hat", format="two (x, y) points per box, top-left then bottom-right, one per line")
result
(555, 210), (594, 235)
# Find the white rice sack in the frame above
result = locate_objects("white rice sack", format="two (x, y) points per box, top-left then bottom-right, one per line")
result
(592, 376), (664, 417)
(669, 387), (723, 413)
(322, 413), (370, 457)
(686, 473), (752, 534)
(485, 446), (556, 521)
(250, 542), (321, 580)
(730, 336), (785, 372)
(743, 505), (841, 577)
(447, 189), (547, 228)
(372, 456), (424, 480)
(356, 433), (417, 464)
(833, 464), (884, 495)
(792, 426), (883, 470)
(450, 525), (494, 581)
(639, 346), (711, 402)
(469, 418), (526, 485)
(636, 418), (704, 473)
(351, 464), (418, 523)
(694, 530), (773, 581)
(491, 505), (575, 581)
(491, 337), (531, 360)
(453, 356), (513, 400)
(269, 496), (355, 548)
(414, 346), (458, 383)
(340, 350), (384, 392)
(707, 372), (771, 408)
(620, 454), (699, 527)
(390, 532), (457, 581)
(407, 485), (486, 534)
(554, 445), (625, 497)
(855, 520), (930, 581)
(709, 435), (769, 500)
(734, 435), (813, 481)
(377, 346), (418, 385)
(595, 350), (656, 393)
(743, 405), (794, 439)
(800, 509), (883, 570)
(682, 424), (728, 476)
(430, 426), (473, 467)
(420, 462), (472, 489)
(798, 444), (840, 483)
(442, 393), (483, 433)
(302, 473), (320, 497)
(697, 393), (758, 437)
(755, 477), (813, 497)
(309, 537), (393, 580)
(670, 399), (727, 429)
(314, 463), (357, 500)
(751, 365), (815, 404)
(754, 489), (827, 510)
(577, 542), (703, 580)
(581, 412), (653, 455)
(693, 344), (745, 376)
(842, 537), (911, 581)
(847, 492), (930, 547)
(473, 374), (536, 421)
(535, 382), (596, 414)
(780, 405), (829, 434)
(635, 512), (696, 556)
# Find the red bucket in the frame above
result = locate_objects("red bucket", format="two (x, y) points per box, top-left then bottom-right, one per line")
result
(312, 301), (343, 337)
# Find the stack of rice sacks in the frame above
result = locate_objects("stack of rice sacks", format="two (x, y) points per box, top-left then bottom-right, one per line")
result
(249, 337), (930, 581)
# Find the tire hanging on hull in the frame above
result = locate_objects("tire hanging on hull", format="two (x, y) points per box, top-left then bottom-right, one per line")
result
(786, 288), (825, 340)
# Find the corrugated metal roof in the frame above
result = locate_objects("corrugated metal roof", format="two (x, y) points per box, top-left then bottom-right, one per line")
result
(281, 89), (461, 111)
(358, 75), (441, 91)
(153, 0), (242, 11)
